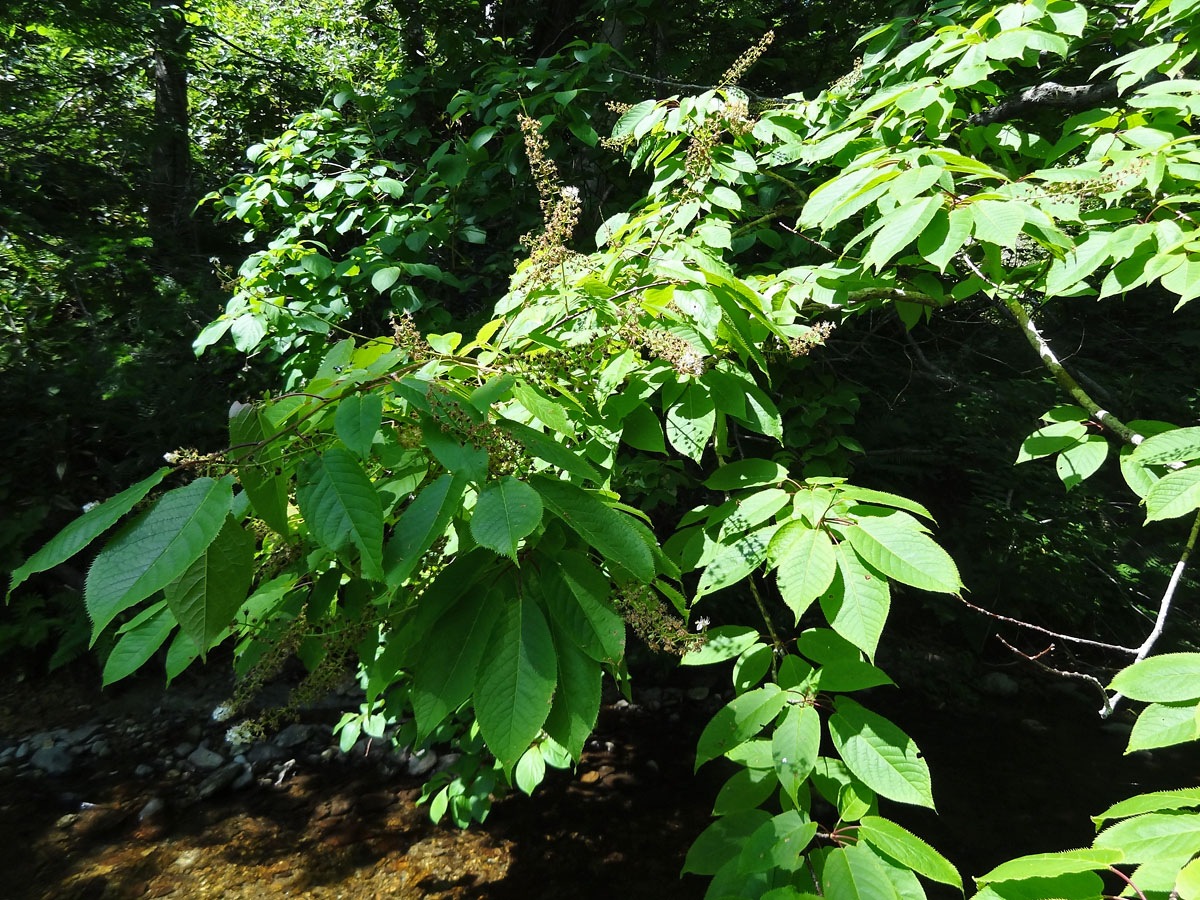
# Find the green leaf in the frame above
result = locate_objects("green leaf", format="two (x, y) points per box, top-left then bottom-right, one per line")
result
(733, 643), (773, 693)
(1056, 435), (1109, 490)
(296, 447), (384, 581)
(771, 522), (838, 622)
(977, 849), (1124, 885)
(739, 811), (818, 874)
(834, 486), (934, 521)
(471, 477), (543, 560)
(384, 474), (465, 587)
(844, 512), (961, 593)
(474, 593), (558, 770)
(9, 467), (170, 598)
(229, 407), (289, 536)
(859, 816), (962, 890)
(773, 702), (821, 805)
(706, 459), (791, 490)
(864, 196), (943, 271)
(1094, 814), (1200, 863)
(1110, 653), (1200, 702)
(696, 684), (787, 770)
(695, 525), (775, 599)
(714, 767), (779, 815)
(411, 587), (503, 740)
(163, 516), (255, 657)
(514, 744), (546, 796)
(499, 419), (603, 483)
(823, 845), (903, 900)
(543, 551), (625, 665)
(820, 544), (891, 660)
(918, 206), (973, 271)
(1127, 701), (1200, 752)
(971, 198), (1025, 248)
(422, 417), (490, 482)
(1132, 427), (1200, 466)
(1178, 858), (1200, 900)
(828, 697), (934, 808)
(514, 382), (576, 436)
(621, 402), (667, 452)
(85, 477), (234, 642)
(102, 603), (176, 687)
(612, 99), (659, 140)
(1094, 789), (1200, 827)
(372, 266), (402, 293)
(544, 621), (603, 761)
(666, 383), (716, 462)
(682, 624), (761, 666)
(334, 393), (384, 459)
(533, 477), (654, 582)
(1017, 421), (1088, 463)
(682, 810), (772, 876)
(1145, 467), (1200, 521)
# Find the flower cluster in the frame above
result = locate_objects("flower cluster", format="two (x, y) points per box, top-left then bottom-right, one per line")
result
(830, 57), (864, 95)
(720, 30), (775, 87)
(390, 312), (431, 361)
(767, 321), (836, 359)
(619, 308), (712, 376)
(518, 115), (583, 284)
(427, 386), (533, 479)
(613, 584), (704, 656)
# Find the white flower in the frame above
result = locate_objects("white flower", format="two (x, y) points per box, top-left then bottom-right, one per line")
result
(163, 451), (180, 464)
(225, 722), (257, 746)
(81, 501), (100, 513)
(211, 704), (234, 723)
(694, 616), (711, 632)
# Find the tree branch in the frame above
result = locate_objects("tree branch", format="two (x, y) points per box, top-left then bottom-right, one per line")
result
(608, 66), (785, 104)
(1102, 509), (1200, 717)
(967, 80), (1119, 127)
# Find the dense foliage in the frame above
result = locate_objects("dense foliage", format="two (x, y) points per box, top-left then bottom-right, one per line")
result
(8, 0), (1200, 898)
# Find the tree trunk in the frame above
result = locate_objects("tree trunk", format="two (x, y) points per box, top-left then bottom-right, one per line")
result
(147, 0), (193, 255)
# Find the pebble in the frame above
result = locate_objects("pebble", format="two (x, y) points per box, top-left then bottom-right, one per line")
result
(197, 762), (246, 799)
(139, 797), (168, 822)
(273, 723), (313, 749)
(248, 743), (288, 765)
(980, 671), (1020, 697)
(173, 742), (195, 758)
(187, 746), (225, 770)
(685, 686), (709, 701)
(31, 745), (76, 776)
(407, 749), (438, 777)
(134, 764), (155, 778)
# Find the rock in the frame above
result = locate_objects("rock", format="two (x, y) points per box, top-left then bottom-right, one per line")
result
(31, 745), (75, 776)
(65, 723), (102, 745)
(273, 723), (313, 749)
(640, 686), (663, 704)
(0, 747), (15, 764)
(232, 767), (255, 791)
(247, 743), (288, 765)
(686, 686), (710, 701)
(407, 749), (438, 777)
(74, 803), (129, 839)
(980, 671), (1020, 697)
(434, 752), (461, 774)
(187, 746), (225, 770)
(14, 742), (31, 761)
(138, 797), (168, 823)
(173, 742), (195, 759)
(134, 764), (155, 778)
(90, 739), (112, 758)
(197, 762), (247, 799)
(173, 849), (201, 870)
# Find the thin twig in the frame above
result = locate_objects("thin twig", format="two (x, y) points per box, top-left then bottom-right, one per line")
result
(996, 635), (1112, 710)
(960, 595), (1137, 654)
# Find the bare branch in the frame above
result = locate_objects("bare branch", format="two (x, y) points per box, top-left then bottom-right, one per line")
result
(959, 595), (1137, 654)
(968, 80), (1119, 127)
(608, 66), (786, 104)
(996, 635), (1112, 710)
(1102, 510), (1200, 717)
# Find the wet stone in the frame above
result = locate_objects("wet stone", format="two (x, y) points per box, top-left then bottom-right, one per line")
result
(407, 749), (437, 777)
(273, 723), (313, 749)
(31, 745), (75, 776)
(134, 764), (155, 778)
(173, 742), (195, 758)
(197, 762), (246, 799)
(187, 746), (225, 770)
